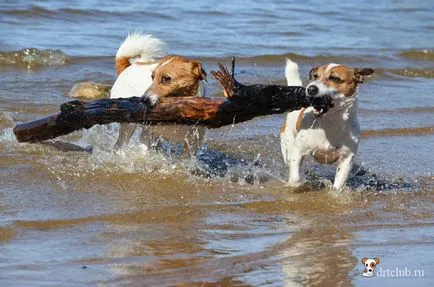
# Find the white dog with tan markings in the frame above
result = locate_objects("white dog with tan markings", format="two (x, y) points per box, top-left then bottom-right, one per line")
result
(281, 59), (373, 190)
(111, 33), (206, 154)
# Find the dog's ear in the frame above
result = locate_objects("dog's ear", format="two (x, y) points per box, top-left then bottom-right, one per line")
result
(361, 257), (368, 264)
(309, 66), (318, 80)
(354, 68), (374, 83)
(192, 61), (207, 81)
(374, 258), (380, 265)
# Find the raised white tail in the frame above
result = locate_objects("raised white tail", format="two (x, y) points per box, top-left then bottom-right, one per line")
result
(115, 32), (167, 74)
(285, 58), (302, 86)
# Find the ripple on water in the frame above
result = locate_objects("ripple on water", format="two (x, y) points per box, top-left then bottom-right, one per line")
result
(0, 227), (16, 242)
(399, 49), (434, 61)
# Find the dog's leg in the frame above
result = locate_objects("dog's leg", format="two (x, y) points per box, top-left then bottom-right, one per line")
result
(280, 120), (304, 187)
(137, 125), (151, 151)
(114, 123), (137, 150)
(333, 154), (354, 190)
(287, 152), (304, 187)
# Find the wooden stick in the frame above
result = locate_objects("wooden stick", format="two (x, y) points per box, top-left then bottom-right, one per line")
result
(13, 58), (333, 143)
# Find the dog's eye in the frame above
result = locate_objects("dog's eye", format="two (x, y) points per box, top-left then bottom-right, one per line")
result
(329, 75), (343, 83)
(151, 72), (155, 80)
(366, 264), (368, 266)
(161, 75), (171, 83)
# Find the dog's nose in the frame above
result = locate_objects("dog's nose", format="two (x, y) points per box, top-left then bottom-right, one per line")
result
(369, 269), (372, 272)
(307, 85), (319, 96)
(141, 90), (159, 107)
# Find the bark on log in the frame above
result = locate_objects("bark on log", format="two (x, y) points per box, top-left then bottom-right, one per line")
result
(13, 58), (333, 143)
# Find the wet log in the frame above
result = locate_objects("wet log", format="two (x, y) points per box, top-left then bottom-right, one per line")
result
(211, 59), (333, 115)
(13, 58), (333, 143)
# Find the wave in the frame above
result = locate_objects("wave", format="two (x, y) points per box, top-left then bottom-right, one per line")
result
(359, 106), (434, 115)
(196, 52), (375, 65)
(2, 47), (432, 79)
(0, 50), (369, 69)
(0, 6), (176, 20)
(361, 126), (434, 138)
(99, 53), (434, 79)
(194, 54), (434, 79)
(0, 227), (16, 242)
(387, 68), (434, 79)
(0, 48), (70, 68)
(1, 6), (56, 18)
(399, 49), (434, 61)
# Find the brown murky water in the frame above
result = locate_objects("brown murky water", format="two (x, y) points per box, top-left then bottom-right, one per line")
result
(1, 0), (434, 286)
(1, 115), (433, 286)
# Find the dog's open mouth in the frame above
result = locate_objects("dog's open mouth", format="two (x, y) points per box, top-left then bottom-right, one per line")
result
(310, 95), (334, 116)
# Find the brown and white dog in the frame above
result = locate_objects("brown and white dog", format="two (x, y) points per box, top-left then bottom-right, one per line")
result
(110, 33), (206, 154)
(361, 257), (380, 277)
(280, 59), (374, 190)
(141, 55), (207, 154)
(143, 55), (206, 106)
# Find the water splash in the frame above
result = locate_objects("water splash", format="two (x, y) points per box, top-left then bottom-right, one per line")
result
(0, 127), (15, 142)
(1, 119), (419, 192)
(0, 48), (69, 69)
(0, 112), (16, 141)
(301, 163), (413, 193)
(0, 111), (14, 127)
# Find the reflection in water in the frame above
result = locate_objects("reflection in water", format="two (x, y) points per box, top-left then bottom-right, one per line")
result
(87, 181), (361, 285)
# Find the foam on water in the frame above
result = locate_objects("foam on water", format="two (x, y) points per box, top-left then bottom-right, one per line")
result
(0, 111), (14, 127)
(0, 112), (16, 141)
(0, 109), (424, 193)
(0, 48), (69, 69)
(0, 119), (417, 196)
(38, 124), (271, 186)
(10, 123), (412, 193)
(0, 128), (15, 142)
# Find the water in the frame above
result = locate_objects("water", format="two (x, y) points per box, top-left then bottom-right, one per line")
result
(1, 1), (434, 286)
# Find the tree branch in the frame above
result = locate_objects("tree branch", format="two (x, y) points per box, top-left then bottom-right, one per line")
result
(13, 58), (333, 143)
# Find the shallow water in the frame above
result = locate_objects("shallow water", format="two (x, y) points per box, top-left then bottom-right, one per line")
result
(1, 1), (434, 286)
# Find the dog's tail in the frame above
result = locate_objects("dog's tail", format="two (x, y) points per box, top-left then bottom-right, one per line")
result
(115, 32), (167, 75)
(285, 58), (302, 86)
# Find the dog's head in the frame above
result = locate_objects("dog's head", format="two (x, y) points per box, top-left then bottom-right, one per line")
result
(361, 257), (380, 277)
(143, 55), (207, 106)
(306, 64), (373, 114)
